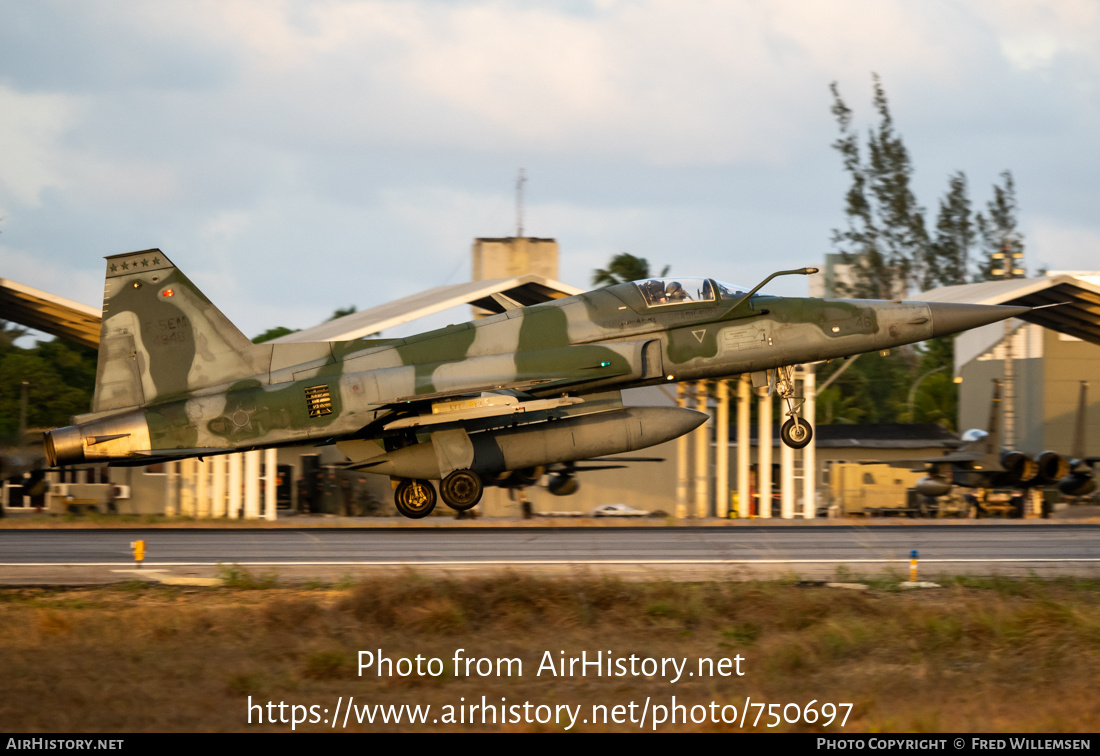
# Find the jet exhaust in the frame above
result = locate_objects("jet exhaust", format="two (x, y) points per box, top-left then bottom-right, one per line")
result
(1035, 451), (1070, 484)
(1001, 450), (1038, 485)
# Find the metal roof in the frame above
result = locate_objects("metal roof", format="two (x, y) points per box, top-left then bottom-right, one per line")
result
(272, 275), (584, 343)
(0, 277), (102, 349)
(918, 274), (1100, 345)
(0, 269), (583, 349)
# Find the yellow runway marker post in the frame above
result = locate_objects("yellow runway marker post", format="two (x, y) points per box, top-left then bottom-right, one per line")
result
(130, 539), (145, 569)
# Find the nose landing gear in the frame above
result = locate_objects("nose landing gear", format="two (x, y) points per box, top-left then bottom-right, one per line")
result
(775, 365), (813, 450)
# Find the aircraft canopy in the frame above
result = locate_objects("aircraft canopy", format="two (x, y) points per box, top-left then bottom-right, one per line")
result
(634, 278), (749, 308)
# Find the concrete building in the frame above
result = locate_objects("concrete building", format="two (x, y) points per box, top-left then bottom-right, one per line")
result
(473, 237), (559, 283)
(808, 252), (907, 300)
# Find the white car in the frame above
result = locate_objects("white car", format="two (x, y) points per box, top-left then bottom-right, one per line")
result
(589, 503), (651, 517)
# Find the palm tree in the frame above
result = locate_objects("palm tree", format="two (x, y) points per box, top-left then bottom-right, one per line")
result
(591, 253), (669, 288)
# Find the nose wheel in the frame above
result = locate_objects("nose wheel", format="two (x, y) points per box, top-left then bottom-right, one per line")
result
(394, 478), (437, 519)
(780, 417), (813, 449)
(441, 469), (483, 511)
(775, 365), (813, 449)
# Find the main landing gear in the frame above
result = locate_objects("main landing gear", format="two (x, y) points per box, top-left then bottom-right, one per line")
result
(775, 365), (813, 450)
(440, 469), (484, 511)
(392, 470), (484, 519)
(394, 478), (437, 519)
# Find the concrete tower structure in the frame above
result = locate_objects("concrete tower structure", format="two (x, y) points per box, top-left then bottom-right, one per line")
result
(472, 237), (560, 282)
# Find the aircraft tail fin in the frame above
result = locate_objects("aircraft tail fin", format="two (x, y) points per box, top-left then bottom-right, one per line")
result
(1072, 381), (1089, 462)
(976, 378), (1003, 459)
(91, 249), (268, 413)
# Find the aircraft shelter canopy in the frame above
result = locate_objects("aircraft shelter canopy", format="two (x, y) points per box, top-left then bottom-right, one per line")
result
(917, 273), (1100, 372)
(918, 273), (1100, 346)
(272, 274), (584, 343)
(1, 271), (581, 349)
(0, 277), (101, 349)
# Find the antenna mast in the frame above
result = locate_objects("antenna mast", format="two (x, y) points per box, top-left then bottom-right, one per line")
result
(991, 241), (1025, 446)
(516, 168), (526, 237)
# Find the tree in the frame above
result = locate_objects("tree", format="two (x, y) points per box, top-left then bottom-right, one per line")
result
(815, 383), (868, 425)
(814, 348), (915, 426)
(829, 75), (929, 299)
(907, 337), (958, 430)
(925, 172), (975, 289)
(827, 77), (1029, 427)
(592, 253), (669, 288)
(0, 339), (96, 440)
(252, 306), (358, 344)
(975, 171), (1025, 282)
(252, 327), (298, 344)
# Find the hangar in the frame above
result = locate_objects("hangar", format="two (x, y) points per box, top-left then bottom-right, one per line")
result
(920, 273), (1100, 453)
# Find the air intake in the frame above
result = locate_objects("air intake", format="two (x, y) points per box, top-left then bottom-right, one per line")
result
(305, 385), (333, 417)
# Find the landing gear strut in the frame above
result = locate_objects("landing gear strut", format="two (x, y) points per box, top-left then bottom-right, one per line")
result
(440, 469), (483, 511)
(394, 478), (437, 519)
(775, 365), (812, 449)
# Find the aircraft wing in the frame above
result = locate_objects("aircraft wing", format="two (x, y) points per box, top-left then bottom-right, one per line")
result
(371, 376), (634, 435)
(366, 339), (653, 418)
(387, 379), (554, 405)
(906, 451), (983, 464)
(108, 448), (238, 466)
(569, 456), (665, 472)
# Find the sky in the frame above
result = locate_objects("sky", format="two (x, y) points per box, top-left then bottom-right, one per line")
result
(2, 0), (1099, 341)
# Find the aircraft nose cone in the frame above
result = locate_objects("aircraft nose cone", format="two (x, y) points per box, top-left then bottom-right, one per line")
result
(927, 302), (1032, 338)
(627, 406), (708, 446)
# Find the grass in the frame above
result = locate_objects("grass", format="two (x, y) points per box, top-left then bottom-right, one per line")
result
(1, 574), (1099, 732)
(217, 564), (280, 590)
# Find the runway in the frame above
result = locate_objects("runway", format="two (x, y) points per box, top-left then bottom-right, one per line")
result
(1, 522), (1098, 584)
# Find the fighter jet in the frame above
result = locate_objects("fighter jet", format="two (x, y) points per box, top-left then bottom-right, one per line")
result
(1057, 381), (1097, 498)
(0, 443), (46, 481)
(1, 381), (47, 512)
(45, 249), (1032, 518)
(914, 378), (1069, 497)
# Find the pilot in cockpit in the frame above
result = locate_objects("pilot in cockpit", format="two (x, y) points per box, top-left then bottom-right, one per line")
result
(665, 281), (689, 302)
(639, 279), (666, 304)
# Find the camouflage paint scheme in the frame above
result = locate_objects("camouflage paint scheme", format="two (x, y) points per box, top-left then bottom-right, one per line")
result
(45, 249), (1030, 511)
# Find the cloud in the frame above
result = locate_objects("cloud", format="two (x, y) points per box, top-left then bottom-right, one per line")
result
(971, 0), (1100, 71)
(0, 243), (104, 310)
(37, 0), (986, 166)
(0, 85), (81, 206)
(1, 0), (1099, 318)
(7, 1), (1096, 179)
(1028, 218), (1100, 273)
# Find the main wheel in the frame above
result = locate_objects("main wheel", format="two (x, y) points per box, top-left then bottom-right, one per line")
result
(394, 478), (437, 519)
(780, 418), (813, 449)
(440, 469), (483, 511)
